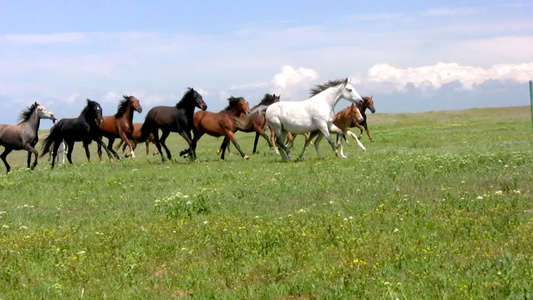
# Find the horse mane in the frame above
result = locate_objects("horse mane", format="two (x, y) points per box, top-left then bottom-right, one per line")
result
(115, 95), (130, 117)
(253, 94), (276, 109)
(18, 102), (39, 123)
(224, 96), (241, 110)
(176, 88), (196, 108)
(309, 79), (346, 97)
(81, 99), (95, 115)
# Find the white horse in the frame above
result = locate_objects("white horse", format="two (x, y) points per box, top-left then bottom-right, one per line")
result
(267, 78), (363, 160)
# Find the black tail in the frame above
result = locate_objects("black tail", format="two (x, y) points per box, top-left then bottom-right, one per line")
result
(40, 126), (58, 157)
(138, 119), (153, 143)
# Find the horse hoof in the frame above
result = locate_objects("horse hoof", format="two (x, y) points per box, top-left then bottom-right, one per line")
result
(243, 155), (249, 160)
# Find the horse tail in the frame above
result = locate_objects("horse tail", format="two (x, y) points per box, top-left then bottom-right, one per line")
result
(139, 118), (153, 143)
(233, 105), (268, 130)
(40, 126), (58, 157)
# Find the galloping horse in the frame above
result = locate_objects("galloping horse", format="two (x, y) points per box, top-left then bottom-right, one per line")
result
(0, 102), (55, 172)
(284, 104), (366, 157)
(114, 123), (158, 156)
(224, 93), (280, 154)
(318, 103), (365, 158)
(348, 96), (376, 142)
(140, 88), (207, 162)
(242, 78), (363, 161)
(41, 99), (113, 168)
(181, 96), (251, 160)
(97, 95), (143, 160)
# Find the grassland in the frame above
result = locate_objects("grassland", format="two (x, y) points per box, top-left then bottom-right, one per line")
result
(0, 106), (532, 299)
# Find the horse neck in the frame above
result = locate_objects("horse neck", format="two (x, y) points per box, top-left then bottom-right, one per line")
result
(313, 86), (342, 109)
(177, 97), (196, 117)
(22, 110), (41, 133)
(225, 107), (243, 118)
(123, 104), (135, 123)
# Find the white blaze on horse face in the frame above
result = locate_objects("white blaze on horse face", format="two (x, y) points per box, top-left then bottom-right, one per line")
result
(355, 107), (364, 123)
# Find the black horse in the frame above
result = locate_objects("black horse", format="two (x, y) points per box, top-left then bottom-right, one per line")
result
(41, 99), (113, 168)
(140, 88), (207, 162)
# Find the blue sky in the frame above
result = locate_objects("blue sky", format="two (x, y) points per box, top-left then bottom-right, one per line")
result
(1, 0), (532, 127)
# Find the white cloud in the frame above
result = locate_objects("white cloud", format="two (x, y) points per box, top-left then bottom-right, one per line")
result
(365, 62), (533, 92)
(270, 65), (320, 100)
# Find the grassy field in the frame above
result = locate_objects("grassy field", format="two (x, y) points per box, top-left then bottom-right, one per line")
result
(0, 106), (532, 299)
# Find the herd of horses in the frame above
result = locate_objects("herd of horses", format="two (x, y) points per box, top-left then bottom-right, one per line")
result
(0, 78), (376, 173)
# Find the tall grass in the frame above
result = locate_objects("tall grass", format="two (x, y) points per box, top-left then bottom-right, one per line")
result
(0, 106), (532, 299)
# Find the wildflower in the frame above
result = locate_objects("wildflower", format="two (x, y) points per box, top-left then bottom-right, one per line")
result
(393, 228), (400, 233)
(494, 190), (503, 196)
(203, 221), (208, 225)
(476, 196), (484, 200)
(19, 226), (28, 230)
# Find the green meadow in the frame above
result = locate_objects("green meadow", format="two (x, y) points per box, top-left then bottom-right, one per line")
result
(0, 106), (532, 299)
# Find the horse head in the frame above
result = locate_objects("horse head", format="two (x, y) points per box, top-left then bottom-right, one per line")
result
(86, 99), (104, 126)
(227, 97), (251, 115)
(364, 96), (376, 114)
(339, 78), (363, 105)
(35, 102), (56, 121)
(125, 95), (143, 113)
(187, 88), (207, 111)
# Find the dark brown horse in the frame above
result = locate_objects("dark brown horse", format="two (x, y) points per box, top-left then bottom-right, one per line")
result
(221, 93), (280, 154)
(140, 88), (207, 162)
(0, 102), (55, 172)
(181, 96), (251, 160)
(96, 95), (142, 160)
(349, 96), (376, 142)
(114, 123), (158, 156)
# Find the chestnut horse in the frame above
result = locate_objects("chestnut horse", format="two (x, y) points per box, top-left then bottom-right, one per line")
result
(0, 102), (55, 172)
(221, 93), (280, 154)
(140, 88), (207, 162)
(97, 95), (143, 160)
(181, 96), (251, 160)
(348, 96), (376, 142)
(114, 123), (158, 156)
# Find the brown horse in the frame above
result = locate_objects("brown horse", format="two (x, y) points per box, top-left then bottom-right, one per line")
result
(140, 88), (207, 162)
(114, 123), (158, 156)
(222, 93), (280, 154)
(97, 95), (142, 160)
(348, 96), (376, 142)
(0, 102), (55, 172)
(181, 96), (251, 160)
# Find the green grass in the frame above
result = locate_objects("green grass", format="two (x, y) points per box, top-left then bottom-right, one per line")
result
(0, 106), (532, 299)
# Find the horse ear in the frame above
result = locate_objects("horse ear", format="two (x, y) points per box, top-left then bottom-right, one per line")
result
(345, 77), (350, 84)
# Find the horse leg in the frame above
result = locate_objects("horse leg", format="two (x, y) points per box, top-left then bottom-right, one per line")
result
(275, 131), (291, 161)
(317, 123), (339, 157)
(268, 125), (279, 154)
(297, 131), (320, 161)
(65, 141), (75, 165)
(118, 131), (135, 159)
(107, 137), (120, 160)
(314, 134), (324, 158)
(25, 144), (39, 170)
(364, 123), (374, 142)
(220, 137), (229, 160)
(225, 130), (248, 160)
(159, 130), (172, 160)
(97, 137), (103, 160)
(177, 130), (196, 161)
(1, 148), (13, 173)
(83, 141), (91, 162)
(151, 130), (166, 162)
